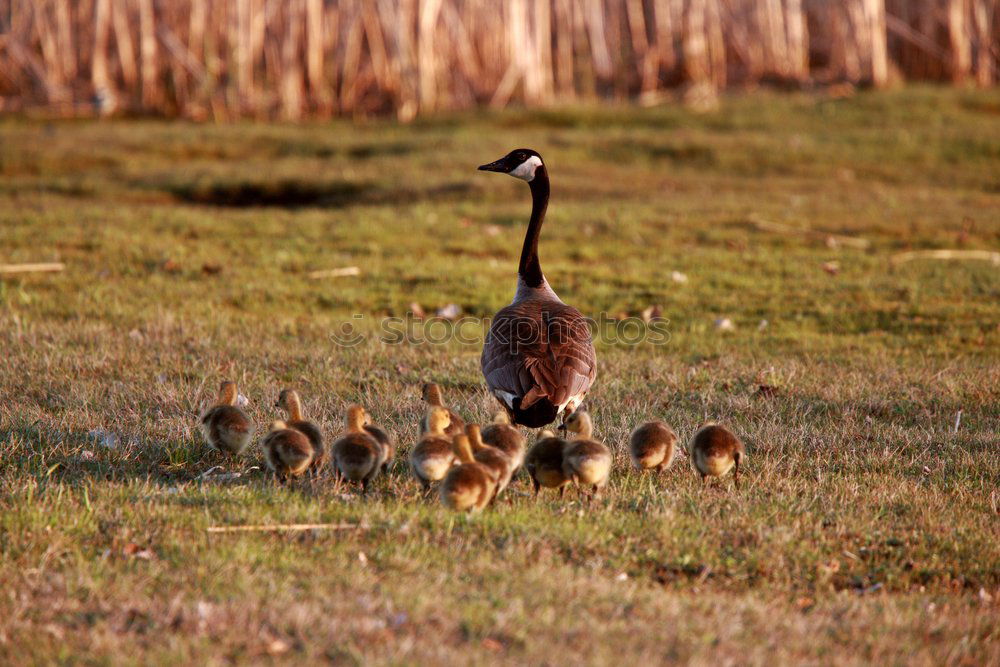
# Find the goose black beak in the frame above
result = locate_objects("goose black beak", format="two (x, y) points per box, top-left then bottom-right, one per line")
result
(558, 422), (568, 436)
(478, 159), (507, 173)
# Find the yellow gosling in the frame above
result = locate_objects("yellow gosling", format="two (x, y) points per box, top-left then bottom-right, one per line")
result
(419, 383), (466, 436)
(524, 429), (572, 498)
(467, 423), (514, 500)
(439, 434), (497, 513)
(628, 420), (678, 472)
(330, 405), (384, 494)
(480, 410), (526, 470)
(199, 380), (254, 455)
(409, 407), (455, 492)
(275, 389), (325, 472)
(689, 423), (746, 489)
(561, 411), (612, 500)
(262, 420), (314, 482)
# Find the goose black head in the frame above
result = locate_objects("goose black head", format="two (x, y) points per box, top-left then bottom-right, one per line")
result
(478, 148), (544, 182)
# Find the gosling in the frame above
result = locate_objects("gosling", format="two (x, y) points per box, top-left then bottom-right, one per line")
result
(362, 414), (395, 473)
(689, 423), (746, 489)
(261, 420), (314, 482)
(467, 423), (514, 499)
(199, 380), (254, 455)
(419, 383), (465, 437)
(439, 434), (498, 513)
(275, 389), (325, 472)
(628, 420), (678, 472)
(481, 411), (526, 470)
(561, 411), (612, 500)
(409, 407), (455, 492)
(331, 404), (385, 494)
(524, 429), (572, 498)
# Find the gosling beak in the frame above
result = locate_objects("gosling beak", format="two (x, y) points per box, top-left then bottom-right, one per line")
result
(477, 158), (507, 173)
(558, 423), (568, 436)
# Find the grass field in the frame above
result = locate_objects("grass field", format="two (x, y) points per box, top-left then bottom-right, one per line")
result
(1, 87), (999, 664)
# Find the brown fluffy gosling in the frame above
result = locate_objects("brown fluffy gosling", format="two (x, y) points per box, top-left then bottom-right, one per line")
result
(419, 383), (466, 437)
(331, 405), (386, 494)
(439, 434), (498, 513)
(524, 429), (572, 498)
(199, 380), (255, 455)
(467, 423), (514, 499)
(480, 411), (526, 470)
(628, 420), (678, 472)
(362, 416), (395, 473)
(262, 420), (314, 482)
(409, 407), (456, 492)
(275, 389), (325, 472)
(689, 423), (746, 489)
(561, 411), (612, 499)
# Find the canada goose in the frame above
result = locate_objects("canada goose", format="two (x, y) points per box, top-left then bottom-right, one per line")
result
(439, 434), (498, 513)
(419, 383), (465, 437)
(629, 420), (678, 472)
(261, 420), (314, 482)
(467, 423), (514, 499)
(330, 404), (385, 494)
(409, 406), (456, 492)
(481, 410), (527, 470)
(199, 380), (254, 455)
(561, 411), (612, 500)
(524, 429), (572, 498)
(478, 149), (597, 427)
(275, 389), (325, 472)
(689, 423), (746, 489)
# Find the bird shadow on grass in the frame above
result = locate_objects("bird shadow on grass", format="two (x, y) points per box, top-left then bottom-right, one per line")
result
(149, 177), (478, 209)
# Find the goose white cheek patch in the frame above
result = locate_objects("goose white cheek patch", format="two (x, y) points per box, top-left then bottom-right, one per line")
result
(510, 155), (543, 182)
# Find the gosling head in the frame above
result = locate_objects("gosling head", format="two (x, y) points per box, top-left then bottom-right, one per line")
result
(562, 410), (593, 439)
(426, 406), (451, 435)
(421, 382), (442, 405)
(478, 148), (544, 183)
(346, 404), (368, 431)
(217, 380), (238, 406)
(274, 388), (299, 410)
(269, 420), (288, 432)
(465, 423), (484, 449)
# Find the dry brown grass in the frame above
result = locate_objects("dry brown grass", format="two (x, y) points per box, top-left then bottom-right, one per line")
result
(1, 89), (999, 662)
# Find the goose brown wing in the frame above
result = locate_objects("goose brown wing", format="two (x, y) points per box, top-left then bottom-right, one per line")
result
(481, 299), (596, 410)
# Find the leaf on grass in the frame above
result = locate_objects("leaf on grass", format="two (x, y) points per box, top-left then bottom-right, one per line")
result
(481, 638), (504, 653)
(641, 305), (663, 323)
(88, 429), (118, 449)
(755, 384), (780, 398)
(436, 303), (461, 320)
(123, 543), (155, 560)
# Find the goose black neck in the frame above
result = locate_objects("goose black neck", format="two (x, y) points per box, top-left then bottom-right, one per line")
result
(519, 166), (549, 288)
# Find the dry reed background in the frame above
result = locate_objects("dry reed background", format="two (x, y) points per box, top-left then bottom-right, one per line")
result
(0, 0), (998, 120)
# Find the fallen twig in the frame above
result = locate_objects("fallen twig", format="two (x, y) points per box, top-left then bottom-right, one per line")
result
(207, 522), (358, 533)
(890, 250), (1000, 266)
(748, 216), (871, 249)
(0, 262), (66, 275)
(307, 266), (360, 279)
